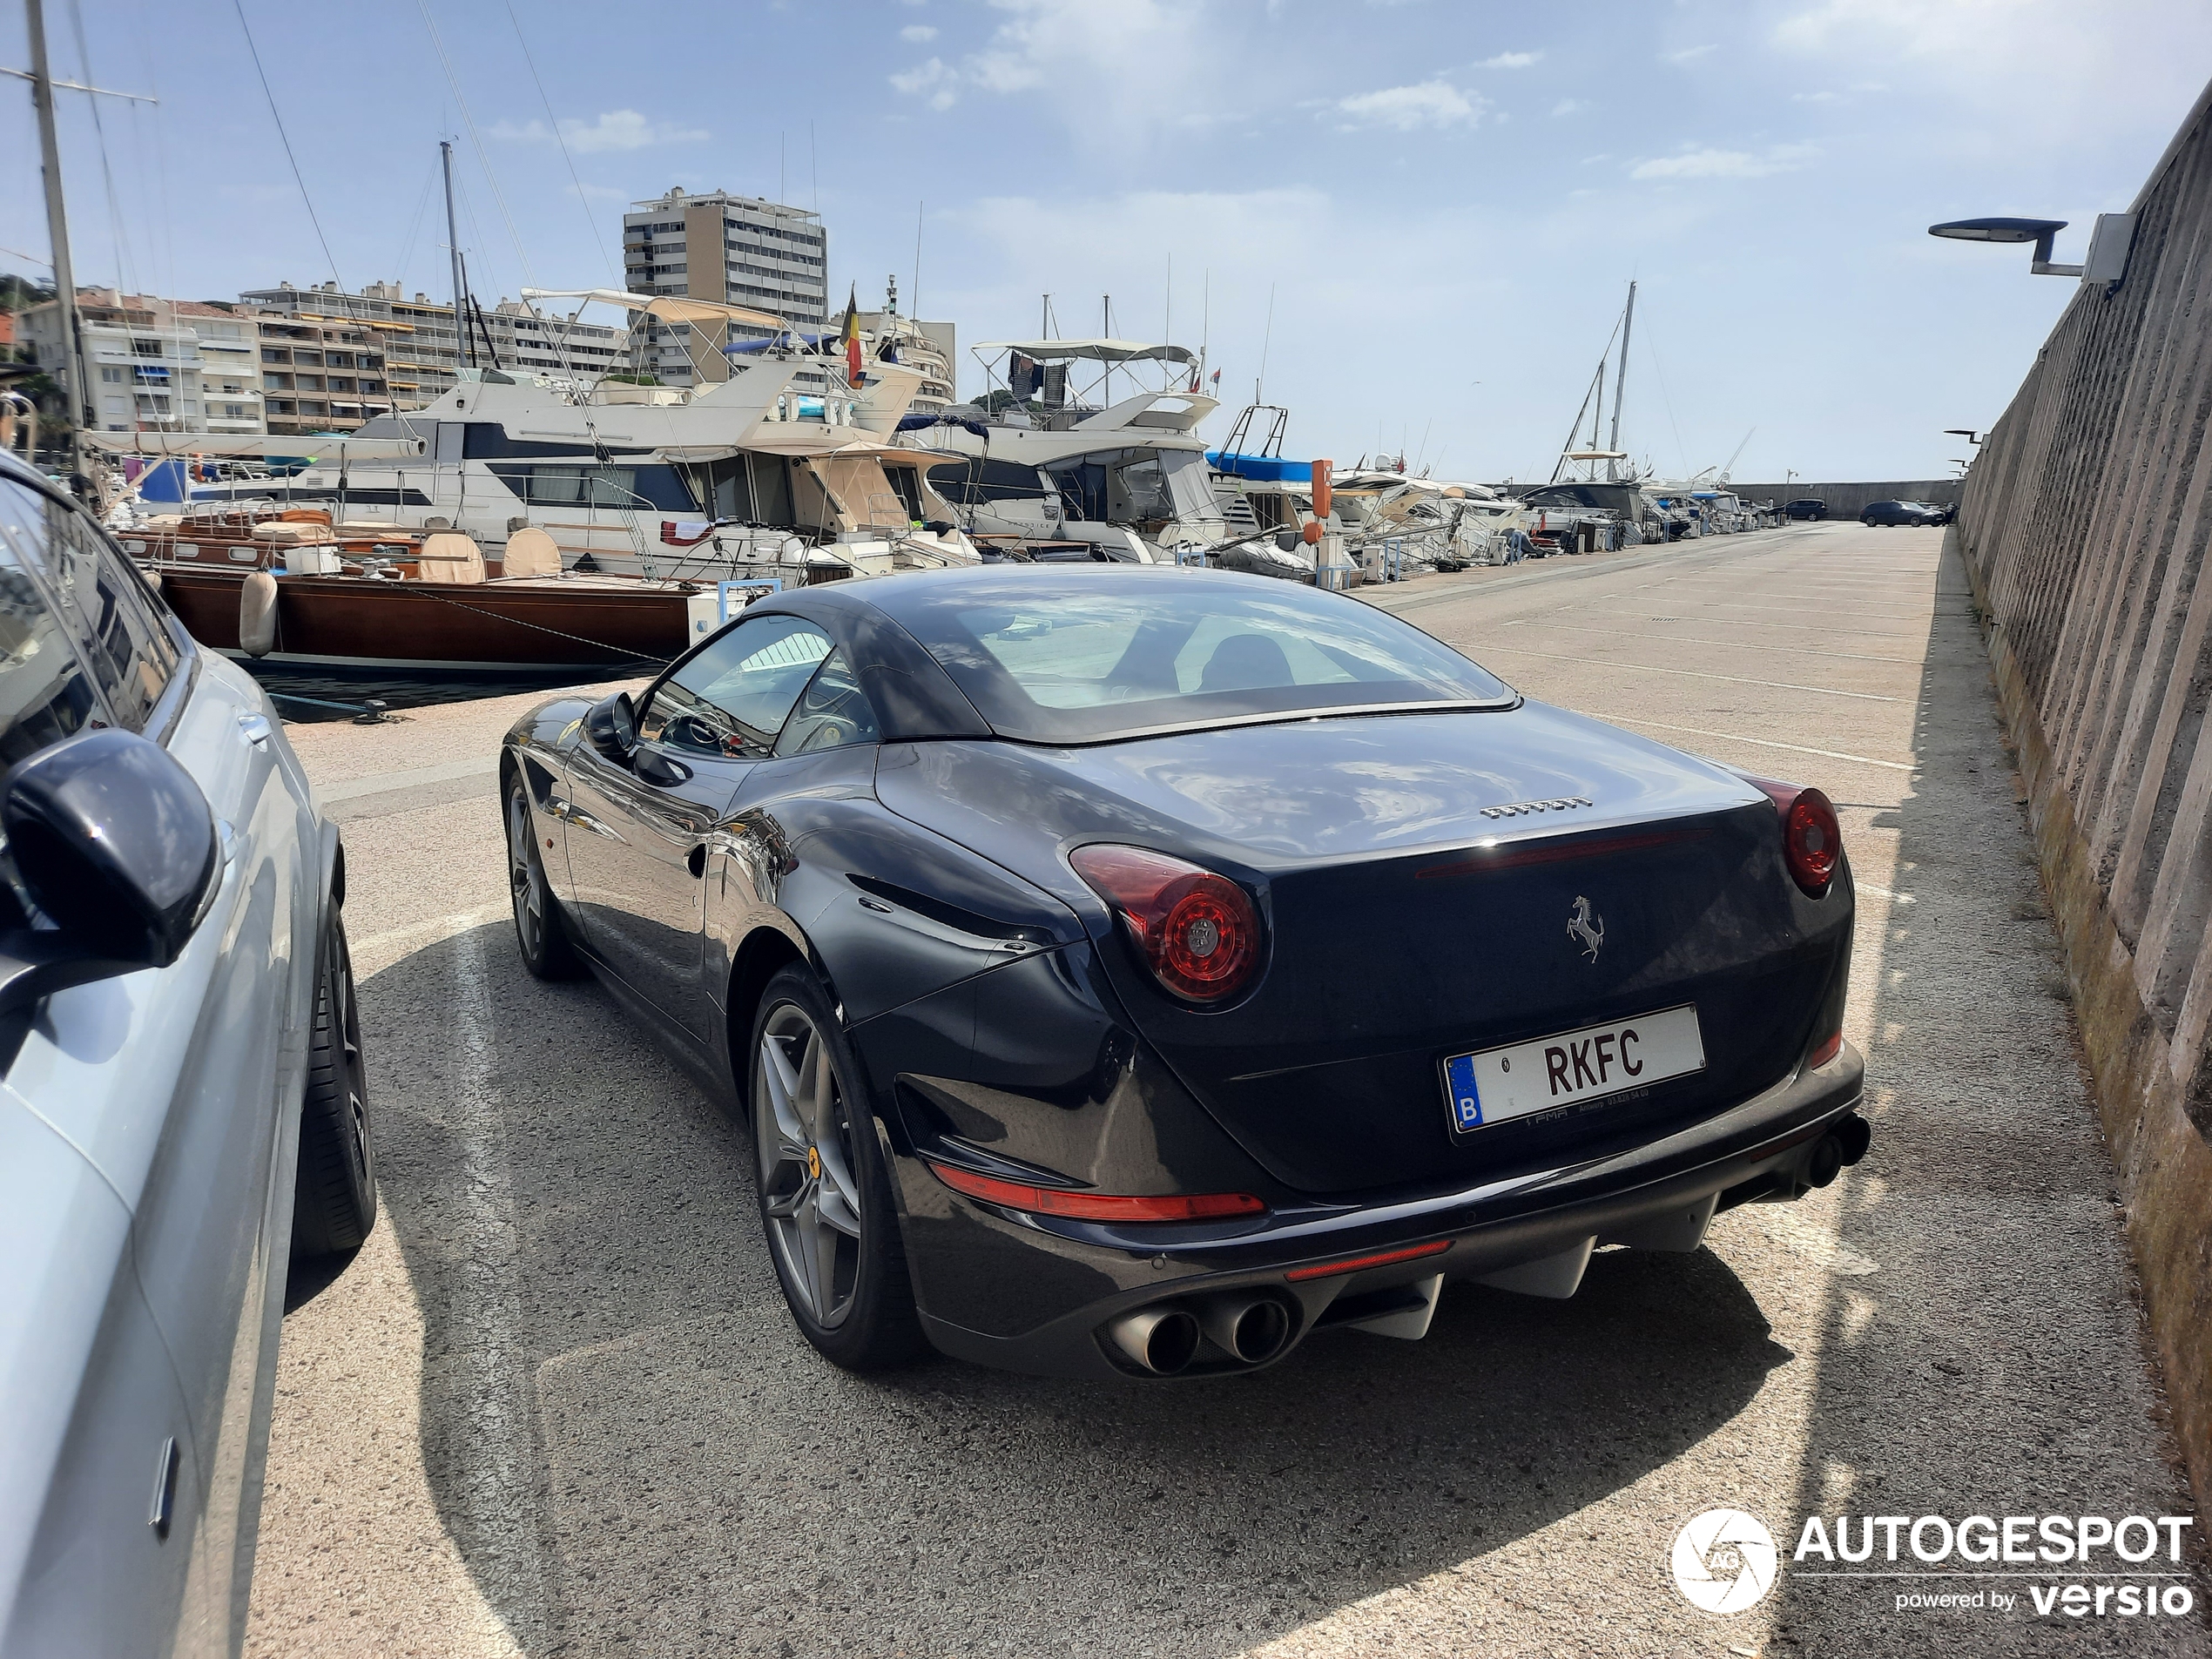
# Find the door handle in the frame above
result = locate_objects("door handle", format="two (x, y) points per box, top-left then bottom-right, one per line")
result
(686, 843), (707, 879)
(237, 712), (273, 747)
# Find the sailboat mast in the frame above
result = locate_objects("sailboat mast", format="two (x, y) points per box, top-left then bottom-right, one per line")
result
(26, 0), (89, 465)
(1607, 280), (1636, 478)
(442, 140), (474, 369)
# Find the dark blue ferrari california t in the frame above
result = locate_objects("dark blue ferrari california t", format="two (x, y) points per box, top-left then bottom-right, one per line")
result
(500, 568), (1865, 1379)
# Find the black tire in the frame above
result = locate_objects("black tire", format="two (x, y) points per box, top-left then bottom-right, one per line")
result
(292, 912), (376, 1258)
(747, 964), (927, 1371)
(507, 775), (584, 980)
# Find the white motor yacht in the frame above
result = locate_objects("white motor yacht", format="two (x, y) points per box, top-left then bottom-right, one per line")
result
(899, 338), (1225, 561)
(164, 288), (979, 586)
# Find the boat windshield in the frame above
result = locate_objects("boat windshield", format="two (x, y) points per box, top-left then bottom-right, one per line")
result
(871, 570), (1515, 743)
(1520, 483), (1643, 513)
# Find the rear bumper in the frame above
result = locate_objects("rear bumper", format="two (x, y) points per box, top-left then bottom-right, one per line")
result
(891, 1042), (1866, 1379)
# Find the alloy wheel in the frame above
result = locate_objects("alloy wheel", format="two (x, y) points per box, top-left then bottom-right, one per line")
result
(508, 792), (544, 959)
(755, 1001), (865, 1328)
(333, 932), (372, 1189)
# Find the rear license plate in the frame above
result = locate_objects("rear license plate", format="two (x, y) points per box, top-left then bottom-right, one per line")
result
(1444, 1004), (1705, 1135)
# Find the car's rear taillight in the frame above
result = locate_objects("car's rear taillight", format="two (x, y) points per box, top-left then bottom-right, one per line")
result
(1743, 775), (1842, 897)
(1069, 844), (1263, 1002)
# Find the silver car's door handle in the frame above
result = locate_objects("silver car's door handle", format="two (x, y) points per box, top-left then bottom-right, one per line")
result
(237, 712), (273, 747)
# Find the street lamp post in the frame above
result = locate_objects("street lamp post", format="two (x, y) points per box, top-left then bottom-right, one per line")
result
(1929, 215), (2137, 286)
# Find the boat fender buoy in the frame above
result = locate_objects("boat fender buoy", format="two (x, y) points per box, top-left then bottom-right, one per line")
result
(239, 570), (279, 658)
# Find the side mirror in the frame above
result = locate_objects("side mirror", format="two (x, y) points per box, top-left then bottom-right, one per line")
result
(583, 691), (638, 764)
(0, 729), (220, 1019)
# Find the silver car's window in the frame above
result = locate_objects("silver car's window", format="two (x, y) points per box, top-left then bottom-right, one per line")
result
(0, 480), (176, 732)
(0, 497), (109, 770)
(42, 497), (178, 730)
(640, 615), (831, 759)
(773, 650), (880, 758)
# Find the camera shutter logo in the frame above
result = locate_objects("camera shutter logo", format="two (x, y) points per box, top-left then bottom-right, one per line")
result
(1671, 1509), (1779, 1614)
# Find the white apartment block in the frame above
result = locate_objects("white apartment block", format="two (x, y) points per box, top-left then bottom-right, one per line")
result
(239, 280), (631, 415)
(19, 290), (264, 435)
(623, 187), (828, 387)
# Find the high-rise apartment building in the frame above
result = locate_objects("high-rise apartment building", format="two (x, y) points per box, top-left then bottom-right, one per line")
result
(622, 187), (827, 387)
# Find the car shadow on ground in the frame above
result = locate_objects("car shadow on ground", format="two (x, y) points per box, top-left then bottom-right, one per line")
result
(354, 919), (1793, 1658)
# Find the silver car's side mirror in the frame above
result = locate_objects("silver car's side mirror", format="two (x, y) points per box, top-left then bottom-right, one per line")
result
(0, 728), (220, 1019)
(583, 691), (639, 765)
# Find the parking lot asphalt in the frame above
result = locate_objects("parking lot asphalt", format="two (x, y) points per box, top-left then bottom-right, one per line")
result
(245, 525), (2208, 1658)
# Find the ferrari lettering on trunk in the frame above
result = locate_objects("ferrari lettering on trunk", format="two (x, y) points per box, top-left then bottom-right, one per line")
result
(1444, 1005), (1708, 1133)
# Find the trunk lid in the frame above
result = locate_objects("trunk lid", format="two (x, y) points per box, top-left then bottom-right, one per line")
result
(875, 704), (1853, 1196)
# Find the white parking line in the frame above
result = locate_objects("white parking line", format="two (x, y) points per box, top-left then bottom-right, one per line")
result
(1524, 622), (1920, 666)
(1602, 716), (1914, 772)
(440, 926), (551, 1647)
(317, 757), (501, 803)
(354, 902), (509, 976)
(1478, 644), (1903, 702)
(1579, 606), (1929, 640)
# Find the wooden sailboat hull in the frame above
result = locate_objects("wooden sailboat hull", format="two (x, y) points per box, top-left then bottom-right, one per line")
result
(157, 569), (689, 673)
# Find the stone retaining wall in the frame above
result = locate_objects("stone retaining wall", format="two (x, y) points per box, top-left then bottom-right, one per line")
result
(1953, 78), (2212, 1527)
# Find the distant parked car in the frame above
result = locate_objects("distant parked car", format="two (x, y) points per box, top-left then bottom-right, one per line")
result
(1859, 500), (1944, 527)
(0, 451), (373, 1655)
(1785, 498), (1829, 522)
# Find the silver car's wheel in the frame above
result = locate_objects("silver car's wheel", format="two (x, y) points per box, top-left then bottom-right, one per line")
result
(754, 1000), (866, 1328)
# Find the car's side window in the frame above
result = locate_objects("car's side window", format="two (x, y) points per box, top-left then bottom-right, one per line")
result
(773, 649), (880, 757)
(0, 486), (110, 770)
(638, 614), (833, 759)
(6, 484), (178, 732)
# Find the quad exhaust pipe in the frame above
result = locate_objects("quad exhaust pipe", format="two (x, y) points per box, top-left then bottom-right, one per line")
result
(1198, 1294), (1292, 1365)
(1725, 1110), (1875, 1208)
(1105, 1292), (1296, 1374)
(1105, 1305), (1201, 1375)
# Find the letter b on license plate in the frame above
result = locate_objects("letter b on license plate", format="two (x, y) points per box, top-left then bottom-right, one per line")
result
(1444, 1004), (1705, 1133)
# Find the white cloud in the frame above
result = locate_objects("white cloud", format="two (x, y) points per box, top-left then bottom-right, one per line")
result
(1662, 44), (1718, 64)
(900, 23), (938, 41)
(1476, 51), (1540, 68)
(1332, 79), (1486, 132)
(490, 110), (707, 153)
(1553, 98), (1588, 116)
(889, 57), (959, 110)
(1629, 142), (1818, 179)
(1791, 89), (1844, 103)
(884, 0), (1220, 144)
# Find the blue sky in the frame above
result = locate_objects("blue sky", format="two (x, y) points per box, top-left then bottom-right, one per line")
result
(4, 0), (2207, 482)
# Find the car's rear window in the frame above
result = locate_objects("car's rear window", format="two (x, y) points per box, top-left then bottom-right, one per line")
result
(873, 571), (1515, 743)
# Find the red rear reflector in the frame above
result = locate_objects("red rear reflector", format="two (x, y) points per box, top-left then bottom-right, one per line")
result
(1069, 844), (1262, 1002)
(1285, 1238), (1452, 1282)
(927, 1160), (1265, 1222)
(1808, 1031), (1843, 1069)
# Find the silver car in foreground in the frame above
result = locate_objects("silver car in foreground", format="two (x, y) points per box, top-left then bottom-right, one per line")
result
(0, 452), (375, 1656)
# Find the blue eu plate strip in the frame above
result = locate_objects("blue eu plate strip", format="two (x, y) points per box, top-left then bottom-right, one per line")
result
(1445, 1053), (1482, 1131)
